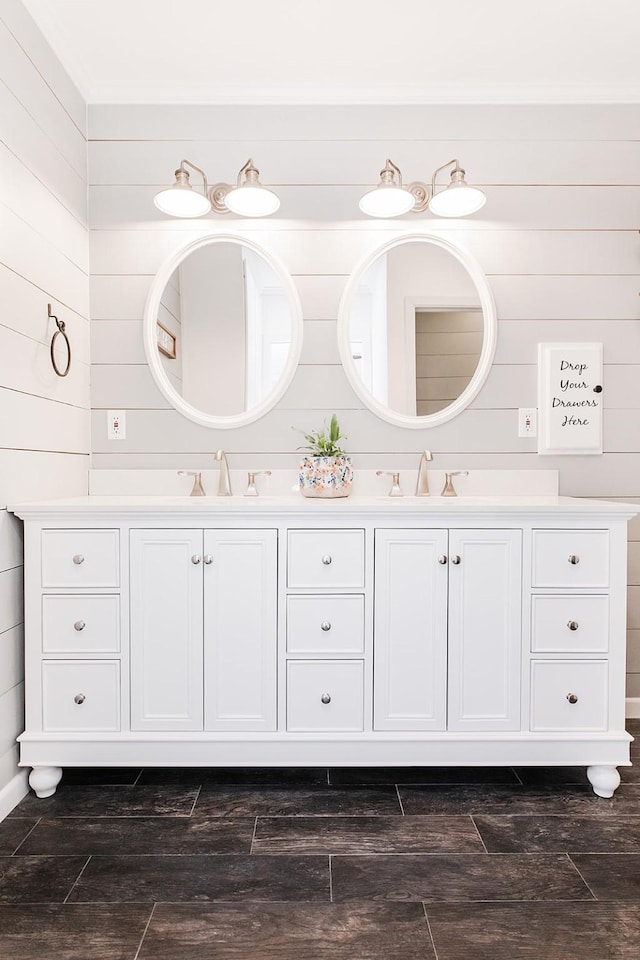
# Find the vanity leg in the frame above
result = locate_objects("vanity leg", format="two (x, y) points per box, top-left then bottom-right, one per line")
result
(29, 766), (63, 798)
(586, 764), (620, 798)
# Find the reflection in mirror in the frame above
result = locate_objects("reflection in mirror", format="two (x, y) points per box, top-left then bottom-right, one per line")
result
(157, 243), (291, 417)
(339, 234), (496, 429)
(145, 234), (302, 429)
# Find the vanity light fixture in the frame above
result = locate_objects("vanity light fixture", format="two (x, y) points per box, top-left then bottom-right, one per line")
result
(359, 157), (486, 219)
(427, 159), (486, 217)
(154, 159), (212, 218)
(154, 158), (280, 219)
(358, 159), (416, 218)
(213, 158), (280, 217)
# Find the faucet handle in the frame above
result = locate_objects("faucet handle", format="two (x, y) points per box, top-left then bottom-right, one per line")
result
(244, 470), (272, 497)
(178, 470), (206, 496)
(376, 470), (403, 497)
(441, 471), (469, 497)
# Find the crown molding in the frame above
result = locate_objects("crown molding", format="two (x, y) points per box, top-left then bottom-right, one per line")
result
(86, 83), (640, 106)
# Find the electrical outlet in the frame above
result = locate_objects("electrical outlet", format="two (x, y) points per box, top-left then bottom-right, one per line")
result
(107, 410), (126, 440)
(518, 407), (537, 438)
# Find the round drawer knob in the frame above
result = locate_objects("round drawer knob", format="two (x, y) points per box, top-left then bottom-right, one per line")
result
(451, 555), (461, 565)
(567, 693), (579, 704)
(204, 555), (213, 565)
(568, 555), (580, 565)
(74, 693), (86, 705)
(320, 693), (332, 704)
(191, 554), (202, 564)
(73, 620), (86, 632)
(567, 621), (579, 631)
(437, 555), (448, 565)
(320, 621), (332, 632)
(72, 554), (84, 565)
(321, 555), (332, 566)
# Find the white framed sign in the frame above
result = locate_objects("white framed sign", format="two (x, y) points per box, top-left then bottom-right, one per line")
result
(538, 342), (603, 455)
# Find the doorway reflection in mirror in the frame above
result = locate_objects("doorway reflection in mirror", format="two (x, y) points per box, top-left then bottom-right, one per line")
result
(349, 241), (483, 418)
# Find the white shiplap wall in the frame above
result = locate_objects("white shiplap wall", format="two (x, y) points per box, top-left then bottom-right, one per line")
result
(87, 102), (640, 707)
(0, 0), (89, 813)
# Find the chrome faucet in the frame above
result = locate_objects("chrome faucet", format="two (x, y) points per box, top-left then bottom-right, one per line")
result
(214, 449), (232, 496)
(416, 450), (434, 496)
(177, 470), (206, 496)
(244, 470), (271, 497)
(441, 470), (469, 497)
(376, 470), (403, 497)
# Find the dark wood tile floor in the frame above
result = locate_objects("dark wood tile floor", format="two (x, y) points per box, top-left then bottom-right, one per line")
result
(1, 724), (639, 959)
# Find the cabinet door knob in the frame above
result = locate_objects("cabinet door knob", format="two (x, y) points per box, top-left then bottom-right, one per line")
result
(451, 555), (461, 565)
(437, 555), (448, 565)
(320, 620), (332, 632)
(191, 554), (202, 564)
(74, 693), (86, 705)
(567, 693), (579, 704)
(72, 554), (84, 565)
(73, 620), (86, 632)
(568, 555), (580, 565)
(567, 621), (579, 631)
(321, 555), (332, 566)
(204, 555), (213, 564)
(320, 693), (332, 704)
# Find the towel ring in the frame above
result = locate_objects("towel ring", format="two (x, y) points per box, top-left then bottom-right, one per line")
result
(49, 303), (71, 377)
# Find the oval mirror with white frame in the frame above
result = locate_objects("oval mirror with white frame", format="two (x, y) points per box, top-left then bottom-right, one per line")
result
(338, 233), (497, 428)
(144, 234), (303, 428)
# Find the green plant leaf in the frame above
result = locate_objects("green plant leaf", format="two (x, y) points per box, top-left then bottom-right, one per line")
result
(294, 414), (347, 458)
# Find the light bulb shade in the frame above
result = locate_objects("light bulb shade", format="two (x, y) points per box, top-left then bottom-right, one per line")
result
(154, 184), (211, 217)
(359, 185), (416, 218)
(428, 173), (486, 217)
(223, 184), (280, 217)
(154, 166), (211, 218)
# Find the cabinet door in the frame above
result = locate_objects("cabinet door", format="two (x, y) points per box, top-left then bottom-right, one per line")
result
(204, 529), (277, 731)
(374, 529), (448, 730)
(130, 530), (203, 731)
(448, 529), (522, 731)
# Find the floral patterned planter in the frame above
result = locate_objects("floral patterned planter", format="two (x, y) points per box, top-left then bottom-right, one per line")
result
(299, 455), (353, 498)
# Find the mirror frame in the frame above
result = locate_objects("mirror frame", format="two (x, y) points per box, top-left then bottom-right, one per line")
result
(143, 232), (303, 429)
(337, 231), (497, 429)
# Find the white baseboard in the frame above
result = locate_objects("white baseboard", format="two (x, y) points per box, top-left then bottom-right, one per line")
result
(626, 698), (640, 719)
(0, 770), (29, 822)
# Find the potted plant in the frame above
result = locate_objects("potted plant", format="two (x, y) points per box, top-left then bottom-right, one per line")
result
(297, 414), (353, 498)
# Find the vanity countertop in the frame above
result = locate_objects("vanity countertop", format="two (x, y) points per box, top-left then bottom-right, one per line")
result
(8, 494), (638, 522)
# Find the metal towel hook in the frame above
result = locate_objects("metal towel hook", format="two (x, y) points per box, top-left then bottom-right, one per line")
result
(49, 303), (71, 377)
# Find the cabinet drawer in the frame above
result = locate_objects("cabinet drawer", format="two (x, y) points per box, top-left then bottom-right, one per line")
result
(531, 530), (609, 589)
(42, 660), (120, 731)
(530, 660), (608, 731)
(287, 595), (364, 655)
(531, 595), (609, 653)
(42, 595), (120, 654)
(42, 530), (120, 589)
(288, 529), (365, 589)
(287, 660), (364, 731)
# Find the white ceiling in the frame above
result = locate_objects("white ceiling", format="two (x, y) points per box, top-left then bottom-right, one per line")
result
(22, 0), (640, 104)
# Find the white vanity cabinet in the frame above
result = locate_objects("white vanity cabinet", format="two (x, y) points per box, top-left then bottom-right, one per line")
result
(285, 528), (366, 733)
(130, 528), (277, 733)
(374, 528), (522, 733)
(9, 495), (635, 801)
(38, 528), (122, 738)
(528, 528), (614, 738)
